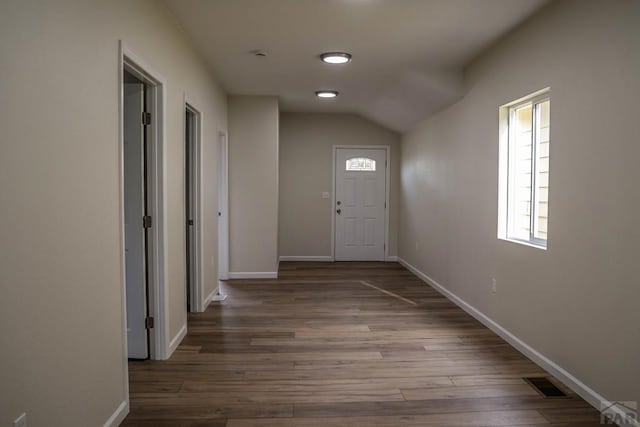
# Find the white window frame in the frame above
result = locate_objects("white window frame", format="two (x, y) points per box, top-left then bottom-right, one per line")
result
(498, 88), (550, 250)
(345, 157), (377, 172)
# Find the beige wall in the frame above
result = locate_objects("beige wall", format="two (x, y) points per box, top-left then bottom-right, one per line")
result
(0, 1), (226, 425)
(228, 96), (280, 274)
(279, 113), (401, 258)
(399, 0), (639, 409)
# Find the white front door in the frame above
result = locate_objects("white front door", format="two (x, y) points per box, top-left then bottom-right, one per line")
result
(335, 148), (387, 261)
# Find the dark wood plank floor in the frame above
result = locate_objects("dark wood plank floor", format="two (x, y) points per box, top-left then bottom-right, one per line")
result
(122, 262), (609, 426)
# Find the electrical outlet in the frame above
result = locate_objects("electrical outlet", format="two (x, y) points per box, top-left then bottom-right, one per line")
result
(491, 278), (497, 293)
(14, 413), (27, 427)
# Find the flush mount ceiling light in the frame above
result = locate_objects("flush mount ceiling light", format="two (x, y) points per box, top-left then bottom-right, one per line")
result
(315, 90), (339, 99)
(320, 52), (352, 64)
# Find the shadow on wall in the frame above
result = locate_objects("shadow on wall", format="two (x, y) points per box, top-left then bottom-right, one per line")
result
(362, 68), (465, 133)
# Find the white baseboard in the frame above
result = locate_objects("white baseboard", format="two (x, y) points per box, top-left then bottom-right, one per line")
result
(228, 271), (278, 279)
(167, 323), (187, 358)
(103, 400), (128, 427)
(398, 257), (639, 427)
(279, 256), (333, 262)
(279, 255), (399, 263)
(203, 287), (218, 309)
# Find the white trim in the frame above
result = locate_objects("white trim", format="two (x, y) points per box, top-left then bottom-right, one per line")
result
(103, 400), (128, 427)
(385, 255), (398, 262)
(228, 272), (278, 279)
(331, 147), (336, 261)
(499, 236), (547, 251)
(203, 287), (218, 308)
(502, 87), (551, 109)
(116, 42), (130, 413)
(498, 88), (551, 250)
(167, 323), (187, 358)
(119, 40), (169, 361)
(398, 257), (640, 427)
(217, 131), (230, 281)
(279, 256), (334, 262)
(332, 145), (391, 262)
(184, 96), (205, 312)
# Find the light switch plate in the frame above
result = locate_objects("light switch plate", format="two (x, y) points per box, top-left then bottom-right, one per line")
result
(321, 192), (330, 199)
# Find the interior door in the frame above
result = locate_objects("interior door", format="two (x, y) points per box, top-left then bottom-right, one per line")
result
(217, 133), (229, 280)
(124, 71), (149, 359)
(335, 148), (387, 261)
(185, 109), (195, 312)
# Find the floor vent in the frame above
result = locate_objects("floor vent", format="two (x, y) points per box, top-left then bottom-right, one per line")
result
(524, 377), (569, 398)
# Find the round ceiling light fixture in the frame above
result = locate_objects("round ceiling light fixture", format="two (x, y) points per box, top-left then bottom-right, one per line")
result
(315, 90), (339, 99)
(320, 52), (352, 64)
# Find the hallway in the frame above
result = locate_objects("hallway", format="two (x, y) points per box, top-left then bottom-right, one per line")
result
(123, 262), (606, 426)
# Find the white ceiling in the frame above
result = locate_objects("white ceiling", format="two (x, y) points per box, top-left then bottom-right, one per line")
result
(164, 0), (548, 132)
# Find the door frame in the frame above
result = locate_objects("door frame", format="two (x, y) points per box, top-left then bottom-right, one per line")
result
(217, 130), (230, 281)
(183, 97), (204, 312)
(118, 41), (169, 363)
(331, 145), (391, 262)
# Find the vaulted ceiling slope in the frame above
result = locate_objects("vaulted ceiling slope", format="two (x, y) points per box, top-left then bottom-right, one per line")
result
(165, 0), (548, 132)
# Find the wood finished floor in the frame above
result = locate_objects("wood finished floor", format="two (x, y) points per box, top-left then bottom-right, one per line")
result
(123, 262), (609, 426)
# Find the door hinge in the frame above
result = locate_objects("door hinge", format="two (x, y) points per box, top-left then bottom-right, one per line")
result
(385, 160), (388, 168)
(384, 202), (387, 209)
(188, 219), (194, 226)
(143, 215), (152, 228)
(145, 317), (154, 329)
(142, 111), (151, 126)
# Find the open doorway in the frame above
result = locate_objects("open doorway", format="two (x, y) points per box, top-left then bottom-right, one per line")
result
(123, 70), (150, 359)
(184, 103), (202, 312)
(120, 41), (168, 362)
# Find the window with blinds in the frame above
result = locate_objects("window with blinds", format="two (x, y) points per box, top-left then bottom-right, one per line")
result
(499, 90), (550, 249)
